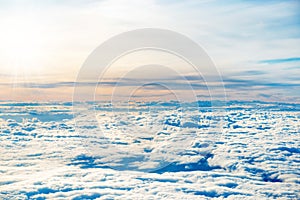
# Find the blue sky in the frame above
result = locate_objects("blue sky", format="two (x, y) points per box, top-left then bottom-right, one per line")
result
(0, 0), (299, 102)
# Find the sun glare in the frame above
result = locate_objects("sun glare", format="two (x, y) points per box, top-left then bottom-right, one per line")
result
(1, 16), (45, 74)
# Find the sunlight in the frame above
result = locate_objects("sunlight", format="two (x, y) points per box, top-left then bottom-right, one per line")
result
(1, 16), (45, 74)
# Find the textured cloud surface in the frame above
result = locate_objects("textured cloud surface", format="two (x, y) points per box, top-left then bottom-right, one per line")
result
(0, 101), (299, 199)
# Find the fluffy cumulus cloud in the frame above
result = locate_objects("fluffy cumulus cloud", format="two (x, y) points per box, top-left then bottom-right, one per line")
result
(0, 101), (299, 199)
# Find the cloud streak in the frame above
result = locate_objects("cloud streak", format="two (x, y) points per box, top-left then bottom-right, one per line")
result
(259, 57), (300, 64)
(2, 77), (299, 91)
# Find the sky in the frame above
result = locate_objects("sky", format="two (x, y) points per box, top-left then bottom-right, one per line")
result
(0, 0), (299, 102)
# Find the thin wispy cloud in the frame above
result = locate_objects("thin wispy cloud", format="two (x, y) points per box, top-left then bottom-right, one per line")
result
(259, 57), (300, 64)
(2, 76), (299, 91)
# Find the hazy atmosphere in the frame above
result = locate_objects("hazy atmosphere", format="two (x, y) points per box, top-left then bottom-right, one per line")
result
(0, 0), (299, 101)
